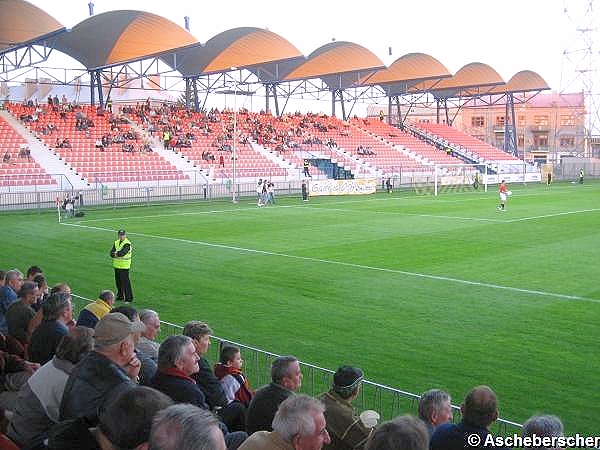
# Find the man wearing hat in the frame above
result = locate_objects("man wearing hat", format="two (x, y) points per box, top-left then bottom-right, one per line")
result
(110, 229), (133, 302)
(59, 312), (145, 425)
(318, 365), (373, 450)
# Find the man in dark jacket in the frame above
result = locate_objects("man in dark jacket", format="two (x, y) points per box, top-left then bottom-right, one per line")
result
(183, 320), (246, 431)
(430, 385), (509, 450)
(59, 312), (144, 425)
(245, 355), (303, 434)
(151, 335), (247, 450)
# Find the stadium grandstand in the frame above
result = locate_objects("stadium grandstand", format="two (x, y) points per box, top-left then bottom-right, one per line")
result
(0, 0), (561, 200)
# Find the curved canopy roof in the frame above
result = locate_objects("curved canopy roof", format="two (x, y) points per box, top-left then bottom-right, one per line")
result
(0, 0), (65, 52)
(52, 10), (197, 69)
(408, 62), (505, 98)
(160, 27), (304, 78)
(1, 2), (551, 99)
(357, 52), (452, 96)
(283, 41), (385, 89)
(488, 70), (550, 94)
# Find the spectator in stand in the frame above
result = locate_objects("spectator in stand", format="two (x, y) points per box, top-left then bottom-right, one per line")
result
(214, 345), (254, 408)
(136, 309), (161, 361)
(149, 404), (227, 450)
(6, 280), (39, 349)
(151, 335), (207, 405)
(48, 385), (173, 450)
(418, 389), (453, 438)
(0, 339), (39, 412)
(318, 365), (373, 450)
(26, 266), (43, 281)
(365, 415), (429, 450)
(430, 385), (508, 450)
(94, 386), (173, 450)
(7, 327), (94, 450)
(239, 395), (330, 450)
(183, 321), (246, 433)
(31, 274), (49, 311)
(59, 312), (144, 425)
(28, 282), (72, 337)
(0, 270), (24, 334)
(0, 271), (5, 288)
(111, 305), (157, 386)
(76, 289), (115, 329)
(151, 335), (247, 450)
(522, 414), (564, 449)
(246, 355), (303, 434)
(29, 292), (73, 365)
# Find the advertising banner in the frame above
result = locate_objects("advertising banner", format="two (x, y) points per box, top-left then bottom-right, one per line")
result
(308, 179), (377, 196)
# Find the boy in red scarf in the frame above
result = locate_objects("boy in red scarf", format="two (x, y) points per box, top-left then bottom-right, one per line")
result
(214, 345), (254, 407)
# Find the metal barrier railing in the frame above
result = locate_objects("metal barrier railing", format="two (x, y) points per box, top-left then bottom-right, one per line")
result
(72, 296), (523, 434)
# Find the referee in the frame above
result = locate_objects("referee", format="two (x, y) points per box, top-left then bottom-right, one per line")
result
(110, 229), (133, 302)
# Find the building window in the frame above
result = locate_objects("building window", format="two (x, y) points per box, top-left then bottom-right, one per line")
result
(471, 116), (484, 127)
(518, 135), (524, 147)
(518, 115), (525, 127)
(560, 136), (575, 147)
(534, 135), (548, 147)
(495, 116), (505, 127)
(560, 115), (576, 127)
(534, 115), (549, 126)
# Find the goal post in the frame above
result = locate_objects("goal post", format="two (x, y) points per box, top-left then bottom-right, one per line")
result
(432, 163), (488, 196)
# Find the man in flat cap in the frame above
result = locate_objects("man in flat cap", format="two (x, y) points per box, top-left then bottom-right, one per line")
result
(110, 229), (133, 302)
(59, 312), (145, 425)
(318, 365), (374, 450)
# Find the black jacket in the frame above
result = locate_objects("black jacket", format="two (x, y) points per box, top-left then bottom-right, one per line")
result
(59, 351), (133, 426)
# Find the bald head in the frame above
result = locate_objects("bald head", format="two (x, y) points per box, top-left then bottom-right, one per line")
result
(461, 386), (498, 428)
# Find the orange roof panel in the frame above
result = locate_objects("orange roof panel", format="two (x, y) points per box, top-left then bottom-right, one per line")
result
(285, 42), (384, 81)
(0, 0), (64, 52)
(361, 52), (451, 85)
(204, 28), (302, 73)
(105, 11), (197, 65)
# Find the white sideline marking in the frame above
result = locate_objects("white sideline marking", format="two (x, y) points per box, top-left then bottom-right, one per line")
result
(506, 208), (600, 223)
(73, 206), (269, 223)
(61, 222), (600, 304)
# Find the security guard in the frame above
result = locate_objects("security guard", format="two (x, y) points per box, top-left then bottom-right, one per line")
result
(110, 229), (133, 302)
(318, 366), (374, 450)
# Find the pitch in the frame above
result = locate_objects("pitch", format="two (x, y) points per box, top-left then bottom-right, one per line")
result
(2, 181), (599, 434)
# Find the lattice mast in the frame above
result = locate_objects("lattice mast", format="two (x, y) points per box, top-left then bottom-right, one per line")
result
(561, 0), (600, 156)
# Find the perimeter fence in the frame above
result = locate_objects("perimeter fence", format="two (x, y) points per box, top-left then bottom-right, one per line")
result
(71, 294), (522, 434)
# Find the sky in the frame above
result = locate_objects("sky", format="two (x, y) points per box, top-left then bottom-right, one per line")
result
(23, 0), (596, 91)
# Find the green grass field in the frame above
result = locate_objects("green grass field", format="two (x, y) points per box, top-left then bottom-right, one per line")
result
(2, 181), (599, 434)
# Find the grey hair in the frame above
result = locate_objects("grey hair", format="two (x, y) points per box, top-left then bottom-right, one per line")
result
(98, 290), (115, 303)
(365, 415), (429, 450)
(55, 326), (94, 364)
(19, 280), (38, 298)
(149, 403), (222, 450)
(418, 389), (452, 424)
(140, 309), (159, 324)
(523, 414), (564, 439)
(271, 355), (298, 384)
(42, 292), (72, 320)
(272, 394), (325, 442)
(157, 335), (192, 370)
(5, 269), (23, 283)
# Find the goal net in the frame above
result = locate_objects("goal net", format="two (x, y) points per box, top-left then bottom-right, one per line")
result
(413, 163), (488, 196)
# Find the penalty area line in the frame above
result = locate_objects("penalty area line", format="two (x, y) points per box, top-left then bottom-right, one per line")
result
(60, 222), (600, 304)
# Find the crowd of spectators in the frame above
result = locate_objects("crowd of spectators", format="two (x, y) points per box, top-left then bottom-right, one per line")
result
(0, 265), (567, 450)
